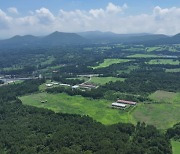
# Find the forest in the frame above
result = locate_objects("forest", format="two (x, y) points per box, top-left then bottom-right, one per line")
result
(0, 42), (179, 153)
(0, 80), (172, 154)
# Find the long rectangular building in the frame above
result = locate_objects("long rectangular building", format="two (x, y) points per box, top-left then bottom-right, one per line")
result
(112, 102), (126, 108)
(117, 99), (137, 105)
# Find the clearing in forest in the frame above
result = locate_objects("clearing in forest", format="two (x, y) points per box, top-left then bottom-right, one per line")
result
(133, 91), (180, 129)
(92, 59), (130, 69)
(148, 59), (179, 65)
(89, 77), (125, 85)
(20, 92), (136, 125)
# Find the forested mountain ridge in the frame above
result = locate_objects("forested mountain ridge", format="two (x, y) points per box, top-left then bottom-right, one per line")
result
(0, 32), (89, 49)
(1, 31), (180, 49)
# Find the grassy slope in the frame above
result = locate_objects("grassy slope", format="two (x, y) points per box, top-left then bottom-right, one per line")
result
(148, 59), (179, 65)
(92, 59), (130, 69)
(172, 140), (180, 154)
(20, 92), (136, 125)
(133, 91), (180, 129)
(89, 77), (125, 85)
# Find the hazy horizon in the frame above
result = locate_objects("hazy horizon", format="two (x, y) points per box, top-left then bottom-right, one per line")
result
(0, 0), (180, 38)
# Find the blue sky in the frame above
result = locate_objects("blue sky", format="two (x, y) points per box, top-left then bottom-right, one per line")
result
(0, 0), (180, 38)
(0, 0), (180, 14)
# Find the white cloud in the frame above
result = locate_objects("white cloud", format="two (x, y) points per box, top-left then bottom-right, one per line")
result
(7, 7), (19, 15)
(0, 3), (180, 38)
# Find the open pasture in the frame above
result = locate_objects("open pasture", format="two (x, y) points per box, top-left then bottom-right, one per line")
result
(92, 59), (130, 69)
(133, 103), (180, 129)
(148, 59), (179, 65)
(89, 77), (125, 85)
(20, 92), (135, 125)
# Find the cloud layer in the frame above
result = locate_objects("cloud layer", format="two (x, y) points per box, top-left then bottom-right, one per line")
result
(0, 3), (180, 38)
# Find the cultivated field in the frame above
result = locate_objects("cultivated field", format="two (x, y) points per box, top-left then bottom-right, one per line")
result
(92, 59), (130, 69)
(149, 90), (177, 103)
(133, 103), (180, 129)
(20, 92), (136, 125)
(133, 91), (180, 129)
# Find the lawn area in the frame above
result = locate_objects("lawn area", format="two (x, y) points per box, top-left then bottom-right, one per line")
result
(132, 102), (180, 129)
(146, 47), (161, 52)
(171, 140), (180, 154)
(148, 59), (179, 65)
(166, 68), (180, 73)
(19, 92), (136, 125)
(92, 59), (130, 69)
(89, 77), (125, 85)
(127, 54), (160, 58)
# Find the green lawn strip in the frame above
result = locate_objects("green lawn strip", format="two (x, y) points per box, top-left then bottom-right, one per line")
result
(148, 59), (179, 65)
(146, 47), (162, 52)
(89, 77), (125, 85)
(19, 92), (134, 125)
(166, 68), (180, 73)
(132, 103), (180, 129)
(171, 140), (180, 154)
(92, 59), (131, 69)
(127, 54), (160, 58)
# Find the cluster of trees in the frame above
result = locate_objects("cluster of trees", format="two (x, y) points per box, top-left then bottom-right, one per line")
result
(166, 123), (180, 141)
(52, 76), (85, 85)
(0, 79), (45, 101)
(103, 68), (180, 95)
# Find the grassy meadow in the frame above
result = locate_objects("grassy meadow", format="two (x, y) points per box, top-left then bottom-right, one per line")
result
(92, 59), (130, 69)
(133, 91), (180, 129)
(127, 54), (160, 58)
(20, 92), (136, 125)
(89, 77), (125, 85)
(148, 59), (179, 65)
(171, 140), (180, 154)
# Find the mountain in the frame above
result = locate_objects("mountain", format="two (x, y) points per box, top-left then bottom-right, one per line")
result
(41, 31), (89, 46)
(0, 31), (180, 49)
(0, 35), (39, 48)
(78, 31), (168, 44)
(0, 32), (89, 49)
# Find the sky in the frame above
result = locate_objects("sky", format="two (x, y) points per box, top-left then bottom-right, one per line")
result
(0, 0), (180, 38)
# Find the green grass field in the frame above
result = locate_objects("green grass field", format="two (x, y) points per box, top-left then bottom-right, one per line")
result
(172, 140), (180, 154)
(132, 103), (180, 129)
(149, 90), (177, 103)
(166, 68), (180, 73)
(133, 91), (180, 129)
(148, 59), (179, 65)
(146, 47), (162, 52)
(149, 90), (180, 104)
(127, 54), (160, 58)
(92, 59), (130, 69)
(89, 77), (125, 85)
(20, 92), (136, 125)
